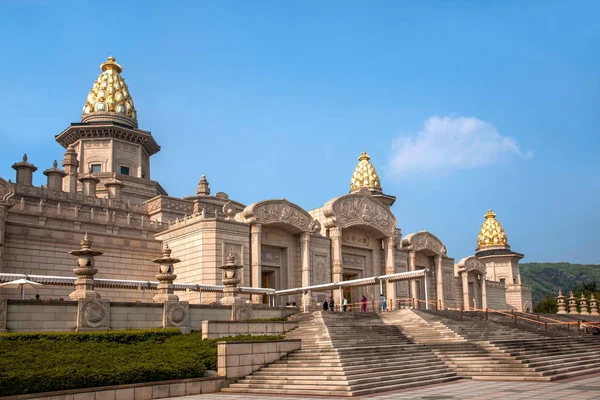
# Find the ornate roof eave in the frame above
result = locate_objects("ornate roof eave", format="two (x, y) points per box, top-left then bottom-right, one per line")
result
(55, 122), (161, 156)
(243, 198), (318, 234)
(322, 188), (396, 238)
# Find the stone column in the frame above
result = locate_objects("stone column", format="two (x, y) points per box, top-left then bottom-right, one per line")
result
(105, 175), (125, 201)
(301, 232), (311, 306)
(385, 236), (396, 309)
(152, 243), (181, 303)
(434, 254), (444, 308)
(79, 173), (100, 197)
(43, 161), (67, 192)
(69, 233), (103, 300)
(330, 227), (343, 302)
(250, 224), (262, 304)
(62, 144), (79, 193)
(408, 250), (418, 302)
(12, 154), (37, 187)
(481, 275), (487, 310)
(556, 290), (567, 314)
(461, 271), (470, 310)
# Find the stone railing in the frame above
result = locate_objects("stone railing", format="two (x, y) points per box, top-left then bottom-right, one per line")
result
(217, 339), (301, 379)
(201, 320), (298, 339)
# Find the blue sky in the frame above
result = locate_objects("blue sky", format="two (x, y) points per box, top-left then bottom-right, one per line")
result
(0, 1), (598, 263)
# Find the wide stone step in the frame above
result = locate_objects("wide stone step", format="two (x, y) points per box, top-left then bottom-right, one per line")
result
(350, 374), (460, 396)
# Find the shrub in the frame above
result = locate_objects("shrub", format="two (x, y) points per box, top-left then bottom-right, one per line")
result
(0, 330), (283, 396)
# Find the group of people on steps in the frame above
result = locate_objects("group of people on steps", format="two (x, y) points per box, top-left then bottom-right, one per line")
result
(322, 294), (388, 312)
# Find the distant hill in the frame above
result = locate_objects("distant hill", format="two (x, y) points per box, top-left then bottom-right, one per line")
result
(520, 262), (600, 305)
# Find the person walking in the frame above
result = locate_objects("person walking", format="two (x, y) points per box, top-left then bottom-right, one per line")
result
(361, 295), (367, 312)
(322, 299), (329, 312)
(342, 296), (348, 312)
(380, 294), (387, 312)
(329, 296), (335, 312)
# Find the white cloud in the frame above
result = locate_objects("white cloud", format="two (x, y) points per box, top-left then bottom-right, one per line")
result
(388, 115), (531, 176)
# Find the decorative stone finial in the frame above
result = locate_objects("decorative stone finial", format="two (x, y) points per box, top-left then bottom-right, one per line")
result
(69, 233), (103, 300)
(197, 175), (210, 196)
(152, 242), (180, 303)
(23, 154), (28, 162)
(218, 251), (243, 306)
(53, 160), (58, 168)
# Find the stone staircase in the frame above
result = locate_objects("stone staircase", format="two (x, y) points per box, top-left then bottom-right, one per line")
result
(222, 311), (459, 396)
(413, 309), (600, 381)
(381, 309), (543, 380)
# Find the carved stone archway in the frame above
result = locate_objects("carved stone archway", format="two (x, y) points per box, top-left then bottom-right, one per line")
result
(456, 255), (487, 310)
(402, 231), (446, 255)
(322, 188), (396, 238)
(242, 199), (318, 304)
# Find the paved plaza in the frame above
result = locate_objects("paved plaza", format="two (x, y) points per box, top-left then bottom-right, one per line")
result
(168, 374), (600, 400)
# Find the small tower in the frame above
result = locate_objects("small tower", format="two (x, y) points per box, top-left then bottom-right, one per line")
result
(590, 294), (599, 316)
(349, 151), (395, 206)
(579, 294), (589, 315)
(568, 291), (578, 314)
(197, 175), (210, 196)
(556, 289), (567, 314)
(12, 154), (37, 187)
(43, 160), (67, 192)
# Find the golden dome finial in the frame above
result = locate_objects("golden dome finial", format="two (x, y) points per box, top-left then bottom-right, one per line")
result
(101, 56), (122, 74)
(82, 56), (137, 126)
(477, 209), (509, 249)
(350, 151), (382, 192)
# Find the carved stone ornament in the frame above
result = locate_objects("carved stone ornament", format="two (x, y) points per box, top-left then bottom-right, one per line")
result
(456, 255), (486, 276)
(163, 301), (190, 331)
(403, 231), (445, 255)
(231, 302), (253, 321)
(222, 201), (237, 218)
(77, 298), (110, 331)
(243, 199), (313, 232)
(322, 189), (396, 237)
(309, 219), (321, 233)
(0, 298), (7, 332)
(0, 178), (15, 207)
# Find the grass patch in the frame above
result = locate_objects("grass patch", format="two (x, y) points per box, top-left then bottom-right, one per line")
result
(0, 329), (283, 396)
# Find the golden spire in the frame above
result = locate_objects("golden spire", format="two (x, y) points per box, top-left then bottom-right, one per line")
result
(82, 56), (137, 125)
(477, 209), (509, 249)
(350, 151), (382, 192)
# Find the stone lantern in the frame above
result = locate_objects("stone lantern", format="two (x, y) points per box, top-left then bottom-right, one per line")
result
(556, 289), (567, 314)
(69, 233), (103, 300)
(579, 294), (589, 315)
(568, 291), (578, 314)
(152, 243), (180, 303)
(219, 252), (243, 306)
(590, 294), (599, 316)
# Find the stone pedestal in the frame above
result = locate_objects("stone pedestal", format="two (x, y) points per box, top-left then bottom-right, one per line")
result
(219, 252), (244, 306)
(568, 291), (578, 314)
(77, 298), (110, 332)
(590, 294), (599, 316)
(152, 244), (180, 303)
(69, 233), (103, 300)
(163, 301), (190, 333)
(579, 294), (589, 315)
(556, 290), (567, 314)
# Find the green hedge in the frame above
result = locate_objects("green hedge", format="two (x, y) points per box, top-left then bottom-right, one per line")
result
(0, 329), (283, 396)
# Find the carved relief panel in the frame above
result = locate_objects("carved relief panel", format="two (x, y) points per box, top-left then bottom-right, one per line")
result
(312, 254), (330, 286)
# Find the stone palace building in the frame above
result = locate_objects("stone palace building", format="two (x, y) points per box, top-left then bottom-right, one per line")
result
(0, 56), (532, 311)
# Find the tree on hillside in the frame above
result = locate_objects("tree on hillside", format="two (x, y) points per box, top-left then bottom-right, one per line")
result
(533, 294), (557, 313)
